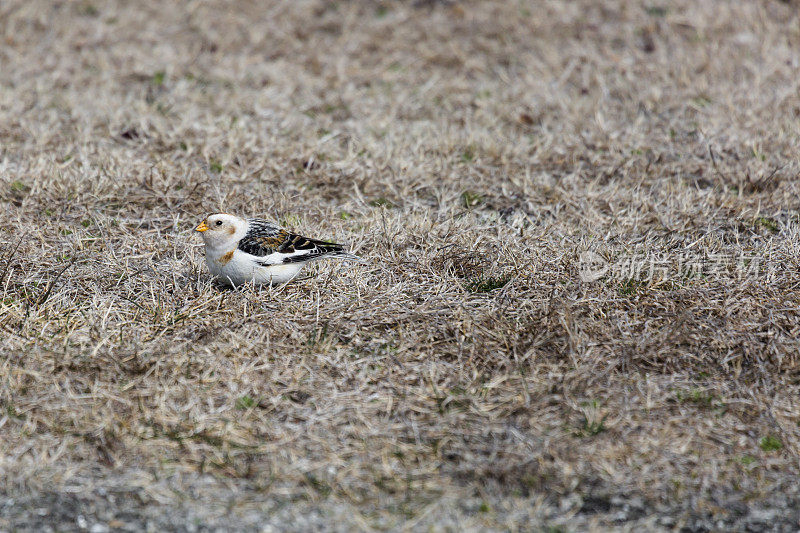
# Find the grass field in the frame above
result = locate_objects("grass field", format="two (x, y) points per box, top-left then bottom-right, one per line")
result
(2, 0), (800, 530)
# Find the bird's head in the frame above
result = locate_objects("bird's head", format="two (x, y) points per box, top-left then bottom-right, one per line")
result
(195, 213), (246, 249)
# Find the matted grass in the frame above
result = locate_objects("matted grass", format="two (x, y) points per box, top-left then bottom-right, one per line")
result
(2, 0), (800, 530)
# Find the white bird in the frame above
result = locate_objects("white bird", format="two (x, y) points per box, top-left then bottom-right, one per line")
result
(195, 213), (360, 286)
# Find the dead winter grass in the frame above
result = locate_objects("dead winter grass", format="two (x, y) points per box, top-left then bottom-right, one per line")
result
(1, 0), (800, 530)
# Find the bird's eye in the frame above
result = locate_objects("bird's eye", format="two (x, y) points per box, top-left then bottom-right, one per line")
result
(215, 220), (223, 226)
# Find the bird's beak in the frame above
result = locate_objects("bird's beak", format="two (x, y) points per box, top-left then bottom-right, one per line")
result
(195, 221), (209, 232)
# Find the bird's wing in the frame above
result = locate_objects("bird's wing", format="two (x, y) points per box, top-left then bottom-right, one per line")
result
(237, 219), (345, 265)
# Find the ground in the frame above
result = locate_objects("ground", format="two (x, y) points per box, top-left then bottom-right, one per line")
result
(1, 0), (800, 531)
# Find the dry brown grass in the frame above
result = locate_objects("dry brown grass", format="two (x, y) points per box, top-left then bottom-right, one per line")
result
(2, 0), (800, 530)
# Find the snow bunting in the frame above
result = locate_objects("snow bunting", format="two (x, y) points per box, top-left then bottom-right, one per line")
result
(195, 213), (360, 286)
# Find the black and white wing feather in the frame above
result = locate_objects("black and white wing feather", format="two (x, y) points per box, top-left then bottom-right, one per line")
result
(237, 218), (358, 265)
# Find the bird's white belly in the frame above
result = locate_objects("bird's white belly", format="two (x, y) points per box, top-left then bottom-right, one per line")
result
(206, 251), (303, 286)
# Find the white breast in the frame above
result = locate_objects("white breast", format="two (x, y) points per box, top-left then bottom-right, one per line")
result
(205, 249), (304, 286)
